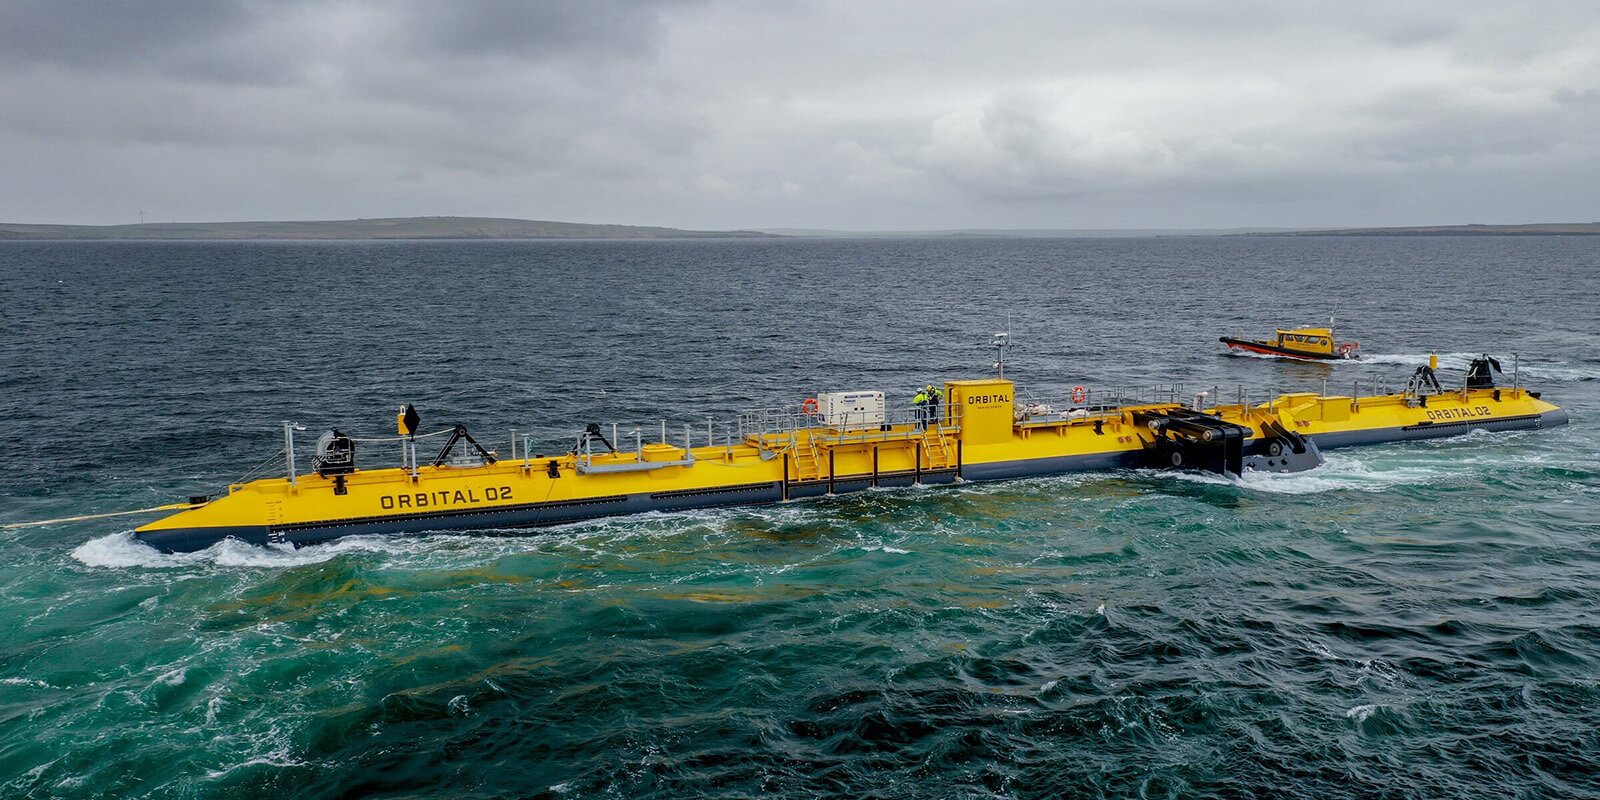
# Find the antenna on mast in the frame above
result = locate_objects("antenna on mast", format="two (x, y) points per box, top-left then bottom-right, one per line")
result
(991, 331), (1011, 379)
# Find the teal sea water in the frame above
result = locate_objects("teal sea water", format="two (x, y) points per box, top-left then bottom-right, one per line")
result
(1, 236), (1597, 798)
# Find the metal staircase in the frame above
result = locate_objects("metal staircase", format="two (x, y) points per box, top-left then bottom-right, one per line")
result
(792, 436), (824, 481)
(921, 428), (955, 471)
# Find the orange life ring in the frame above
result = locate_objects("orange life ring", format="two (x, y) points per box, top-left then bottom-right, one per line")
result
(1071, 385), (1088, 404)
(801, 397), (818, 415)
(1339, 343), (1354, 356)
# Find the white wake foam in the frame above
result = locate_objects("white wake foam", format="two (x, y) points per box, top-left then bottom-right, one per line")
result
(70, 530), (453, 570)
(71, 533), (214, 569)
(1355, 351), (1476, 369)
(1160, 452), (1450, 495)
(1513, 361), (1600, 382)
(1352, 352), (1596, 382)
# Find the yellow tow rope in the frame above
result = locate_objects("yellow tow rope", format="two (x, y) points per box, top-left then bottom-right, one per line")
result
(1, 501), (206, 529)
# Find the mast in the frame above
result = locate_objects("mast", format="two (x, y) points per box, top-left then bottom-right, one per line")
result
(991, 332), (1011, 380)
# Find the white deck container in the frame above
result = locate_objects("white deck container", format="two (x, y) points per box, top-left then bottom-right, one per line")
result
(816, 391), (885, 430)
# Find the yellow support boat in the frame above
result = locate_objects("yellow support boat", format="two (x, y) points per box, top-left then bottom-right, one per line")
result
(1220, 325), (1360, 360)
(135, 353), (1566, 553)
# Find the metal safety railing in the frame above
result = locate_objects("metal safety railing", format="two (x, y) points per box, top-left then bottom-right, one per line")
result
(1013, 372), (1469, 420)
(548, 419), (726, 474)
(1010, 384), (1187, 424)
(273, 423), (468, 485)
(739, 403), (965, 451)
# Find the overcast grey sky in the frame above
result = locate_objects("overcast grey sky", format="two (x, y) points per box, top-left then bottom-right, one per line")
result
(2, 1), (1597, 230)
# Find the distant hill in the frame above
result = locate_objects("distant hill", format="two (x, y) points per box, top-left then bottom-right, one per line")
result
(755, 227), (1263, 237)
(0, 216), (776, 240)
(760, 223), (1600, 237)
(5, 216), (1594, 240)
(1273, 222), (1600, 236)
(763, 223), (1600, 237)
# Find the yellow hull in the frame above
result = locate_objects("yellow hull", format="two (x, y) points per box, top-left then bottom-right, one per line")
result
(136, 379), (1566, 552)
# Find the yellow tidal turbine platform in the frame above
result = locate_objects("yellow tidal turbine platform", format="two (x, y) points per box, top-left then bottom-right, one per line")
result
(125, 353), (1564, 552)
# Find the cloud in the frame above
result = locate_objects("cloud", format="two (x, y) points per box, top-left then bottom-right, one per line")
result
(0, 0), (1597, 228)
(394, 0), (690, 61)
(0, 1), (252, 70)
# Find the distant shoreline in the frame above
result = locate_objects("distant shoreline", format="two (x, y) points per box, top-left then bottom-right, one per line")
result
(1, 216), (1596, 240)
(0, 216), (777, 241)
(1263, 222), (1600, 236)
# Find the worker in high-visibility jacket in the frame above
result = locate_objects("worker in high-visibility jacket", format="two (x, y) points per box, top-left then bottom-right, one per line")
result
(912, 387), (930, 429)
